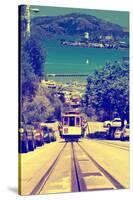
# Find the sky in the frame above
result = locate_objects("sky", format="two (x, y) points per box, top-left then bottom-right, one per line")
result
(30, 5), (129, 28)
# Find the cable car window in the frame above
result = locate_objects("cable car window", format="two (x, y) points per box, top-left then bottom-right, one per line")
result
(76, 117), (80, 126)
(69, 117), (75, 126)
(63, 117), (69, 125)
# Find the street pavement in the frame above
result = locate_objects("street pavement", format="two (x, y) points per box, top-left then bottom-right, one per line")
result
(19, 137), (129, 195)
(81, 139), (129, 188)
(19, 141), (65, 195)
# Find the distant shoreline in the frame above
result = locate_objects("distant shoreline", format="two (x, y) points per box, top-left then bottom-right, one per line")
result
(60, 40), (129, 50)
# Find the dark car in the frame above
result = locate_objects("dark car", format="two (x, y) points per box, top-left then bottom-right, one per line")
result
(25, 125), (36, 151)
(120, 124), (130, 141)
(34, 128), (44, 147)
(49, 128), (56, 142)
(32, 123), (44, 147)
(18, 127), (28, 153)
(42, 126), (51, 143)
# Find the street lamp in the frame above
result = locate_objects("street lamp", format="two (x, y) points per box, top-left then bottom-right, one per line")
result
(24, 5), (40, 37)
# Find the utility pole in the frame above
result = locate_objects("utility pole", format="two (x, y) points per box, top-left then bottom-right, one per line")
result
(25, 4), (30, 36)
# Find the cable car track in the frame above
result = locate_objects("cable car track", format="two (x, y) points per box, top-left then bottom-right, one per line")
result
(71, 141), (125, 191)
(30, 140), (125, 195)
(30, 142), (67, 195)
(76, 142), (125, 190)
(71, 142), (87, 192)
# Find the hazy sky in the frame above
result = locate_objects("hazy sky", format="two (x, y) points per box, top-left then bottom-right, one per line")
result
(30, 5), (129, 28)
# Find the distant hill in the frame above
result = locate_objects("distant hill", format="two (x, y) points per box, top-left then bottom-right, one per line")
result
(31, 13), (129, 39)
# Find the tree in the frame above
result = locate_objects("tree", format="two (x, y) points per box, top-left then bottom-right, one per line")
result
(22, 36), (45, 79)
(19, 8), (64, 125)
(85, 61), (129, 125)
(21, 87), (63, 124)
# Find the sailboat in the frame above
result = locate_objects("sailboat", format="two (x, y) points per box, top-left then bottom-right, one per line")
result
(86, 59), (89, 64)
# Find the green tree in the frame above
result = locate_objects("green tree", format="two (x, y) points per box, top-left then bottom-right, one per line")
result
(20, 50), (38, 97)
(22, 36), (45, 79)
(21, 87), (63, 124)
(85, 61), (129, 125)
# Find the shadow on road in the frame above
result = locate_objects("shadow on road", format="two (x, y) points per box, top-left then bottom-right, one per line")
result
(7, 187), (18, 194)
(59, 140), (83, 143)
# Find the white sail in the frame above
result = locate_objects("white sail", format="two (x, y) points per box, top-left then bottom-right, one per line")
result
(86, 59), (89, 64)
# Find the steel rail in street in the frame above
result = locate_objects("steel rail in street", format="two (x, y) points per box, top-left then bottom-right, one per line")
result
(71, 142), (87, 192)
(77, 142), (125, 190)
(30, 142), (67, 195)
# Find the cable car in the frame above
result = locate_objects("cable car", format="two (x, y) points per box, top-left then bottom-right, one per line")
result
(59, 111), (85, 141)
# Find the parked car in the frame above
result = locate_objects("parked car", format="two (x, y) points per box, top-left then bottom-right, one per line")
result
(25, 124), (36, 151)
(18, 127), (28, 153)
(114, 128), (122, 139)
(121, 124), (130, 141)
(34, 124), (44, 147)
(49, 128), (56, 142)
(34, 131), (44, 146)
(42, 126), (51, 143)
(103, 118), (122, 128)
(103, 120), (112, 128)
(31, 122), (45, 147)
(112, 118), (122, 127)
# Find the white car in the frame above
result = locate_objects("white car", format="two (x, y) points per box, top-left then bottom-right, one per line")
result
(111, 118), (122, 127)
(103, 118), (122, 128)
(103, 120), (111, 128)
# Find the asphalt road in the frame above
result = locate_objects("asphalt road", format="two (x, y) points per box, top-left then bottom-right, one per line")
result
(19, 138), (129, 195)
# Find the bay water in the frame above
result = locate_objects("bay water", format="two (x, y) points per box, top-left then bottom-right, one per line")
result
(43, 38), (129, 83)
